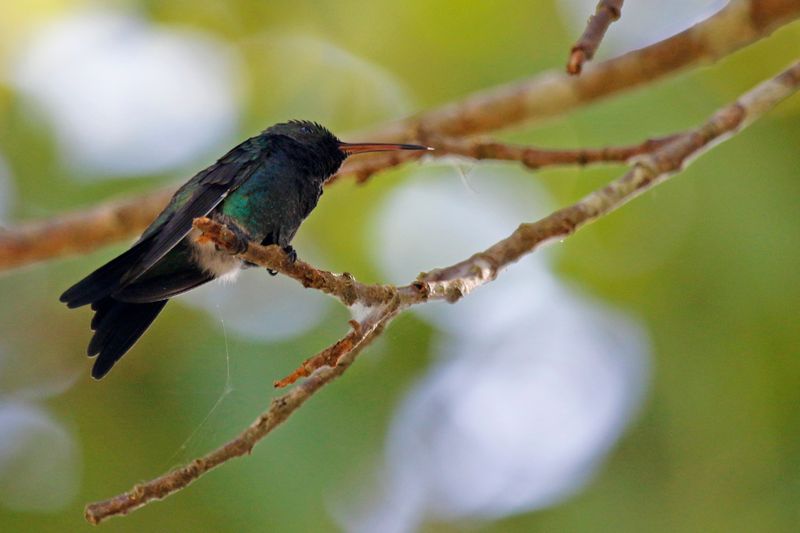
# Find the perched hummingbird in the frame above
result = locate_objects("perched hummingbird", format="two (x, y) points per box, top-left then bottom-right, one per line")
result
(61, 120), (429, 379)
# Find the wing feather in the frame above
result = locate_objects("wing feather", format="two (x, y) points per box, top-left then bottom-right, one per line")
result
(120, 138), (266, 284)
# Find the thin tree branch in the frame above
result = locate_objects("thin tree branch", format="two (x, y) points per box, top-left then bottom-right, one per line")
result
(0, 188), (175, 271)
(338, 134), (681, 184)
(431, 134), (679, 171)
(567, 0), (624, 75)
(361, 0), (800, 140)
(85, 59), (800, 524)
(192, 129), (678, 302)
(2, 0), (797, 272)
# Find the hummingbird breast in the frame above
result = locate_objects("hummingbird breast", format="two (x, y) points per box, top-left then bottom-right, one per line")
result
(219, 165), (324, 247)
(188, 151), (328, 279)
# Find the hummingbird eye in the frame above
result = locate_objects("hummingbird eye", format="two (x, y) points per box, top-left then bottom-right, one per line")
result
(300, 126), (312, 134)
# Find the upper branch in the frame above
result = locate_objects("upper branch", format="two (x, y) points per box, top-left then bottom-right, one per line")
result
(362, 0), (800, 140)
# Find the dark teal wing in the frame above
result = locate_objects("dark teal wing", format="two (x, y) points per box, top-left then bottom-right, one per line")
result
(60, 136), (270, 308)
(118, 138), (266, 284)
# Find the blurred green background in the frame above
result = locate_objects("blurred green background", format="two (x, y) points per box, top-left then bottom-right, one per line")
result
(0, 1), (799, 532)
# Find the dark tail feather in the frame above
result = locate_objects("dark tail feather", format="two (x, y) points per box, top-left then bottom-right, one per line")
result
(88, 297), (168, 379)
(60, 238), (152, 308)
(113, 266), (214, 303)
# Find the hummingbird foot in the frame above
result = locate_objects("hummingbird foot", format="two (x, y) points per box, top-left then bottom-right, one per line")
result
(282, 245), (297, 264)
(222, 223), (251, 255)
(267, 245), (297, 276)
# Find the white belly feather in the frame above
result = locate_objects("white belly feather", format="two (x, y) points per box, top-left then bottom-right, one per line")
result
(188, 228), (242, 282)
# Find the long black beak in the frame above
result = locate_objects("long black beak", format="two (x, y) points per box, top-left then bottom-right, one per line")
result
(338, 141), (433, 155)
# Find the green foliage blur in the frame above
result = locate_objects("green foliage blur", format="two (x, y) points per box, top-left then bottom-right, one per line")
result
(0, 1), (799, 531)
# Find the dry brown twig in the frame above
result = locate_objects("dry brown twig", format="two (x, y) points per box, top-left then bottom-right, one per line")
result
(1, 0), (797, 271)
(84, 59), (800, 524)
(567, 0), (624, 75)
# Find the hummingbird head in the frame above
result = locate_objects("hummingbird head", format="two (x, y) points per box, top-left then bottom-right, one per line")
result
(266, 120), (341, 152)
(265, 120), (431, 180)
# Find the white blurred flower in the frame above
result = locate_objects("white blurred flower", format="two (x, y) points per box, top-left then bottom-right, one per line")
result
(0, 402), (80, 512)
(340, 286), (649, 532)
(0, 346), (81, 512)
(179, 263), (331, 343)
(558, 0), (727, 52)
(373, 163), (557, 339)
(11, 10), (242, 177)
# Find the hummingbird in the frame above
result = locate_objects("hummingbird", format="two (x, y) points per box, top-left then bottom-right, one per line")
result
(60, 120), (430, 379)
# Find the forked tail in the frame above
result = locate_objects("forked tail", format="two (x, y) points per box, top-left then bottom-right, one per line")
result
(87, 297), (168, 379)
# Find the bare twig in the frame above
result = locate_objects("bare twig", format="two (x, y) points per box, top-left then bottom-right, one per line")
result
(567, 0), (624, 75)
(431, 134), (679, 170)
(85, 59), (800, 524)
(2, 0), (797, 272)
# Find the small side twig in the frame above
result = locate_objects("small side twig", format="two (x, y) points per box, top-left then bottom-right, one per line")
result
(567, 0), (624, 75)
(273, 304), (398, 388)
